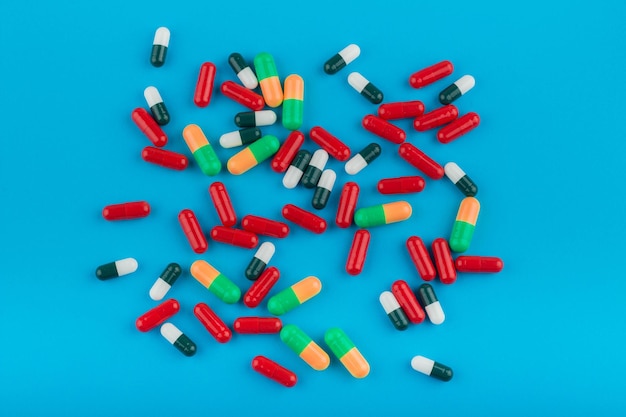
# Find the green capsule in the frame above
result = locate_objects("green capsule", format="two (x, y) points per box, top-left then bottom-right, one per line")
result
(160, 323), (197, 357)
(353, 201), (412, 228)
(183, 124), (221, 176)
(227, 135), (280, 175)
(267, 276), (321, 315)
(280, 324), (330, 371)
(282, 74), (304, 130)
(254, 52), (283, 107)
(190, 260), (241, 304)
(324, 327), (370, 378)
(449, 197), (480, 252)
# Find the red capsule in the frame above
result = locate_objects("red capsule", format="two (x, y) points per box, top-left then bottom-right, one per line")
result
(193, 302), (232, 343)
(406, 236), (437, 281)
(271, 130), (305, 173)
(362, 115), (406, 144)
(437, 112), (480, 144)
(131, 108), (167, 147)
(142, 146), (188, 170)
(378, 100), (425, 120)
(208, 182), (237, 227)
(241, 215), (290, 238)
(178, 209), (208, 253)
(413, 105), (458, 132)
(335, 182), (360, 228)
(309, 126), (351, 161)
(346, 229), (370, 275)
(432, 238), (457, 285)
(135, 299), (180, 332)
(234, 317), (282, 334)
(391, 280), (425, 324)
(455, 256), (504, 273)
(102, 201), (150, 221)
(244, 266), (280, 308)
(220, 80), (265, 111)
(282, 204), (327, 234)
(194, 62), (217, 107)
(377, 176), (425, 194)
(398, 143), (444, 180)
(409, 60), (454, 88)
(251, 355), (297, 387)
(210, 226), (258, 249)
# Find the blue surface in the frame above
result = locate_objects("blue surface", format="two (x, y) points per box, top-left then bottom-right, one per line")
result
(2, 1), (626, 415)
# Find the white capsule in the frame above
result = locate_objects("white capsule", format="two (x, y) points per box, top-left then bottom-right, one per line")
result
(160, 322), (182, 344)
(338, 44), (360, 65)
(317, 169), (336, 192)
(115, 258), (138, 276)
(255, 110), (277, 126)
(345, 154), (367, 175)
(238, 67), (259, 90)
(379, 291), (401, 314)
(283, 166), (304, 189)
(254, 242), (275, 264)
(153, 27), (170, 47)
(455, 75), (475, 95)
(144, 86), (163, 107)
(425, 301), (445, 325)
(149, 278), (171, 301)
(308, 149), (329, 170)
(411, 355), (435, 375)
(444, 162), (466, 184)
(348, 72), (369, 93)
(220, 130), (244, 148)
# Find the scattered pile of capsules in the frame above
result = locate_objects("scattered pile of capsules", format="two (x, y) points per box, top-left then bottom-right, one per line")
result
(96, 27), (504, 387)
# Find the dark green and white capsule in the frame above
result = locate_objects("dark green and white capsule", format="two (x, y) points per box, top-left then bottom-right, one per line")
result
(150, 27), (170, 67)
(245, 242), (275, 280)
(219, 127), (262, 149)
(417, 283), (445, 325)
(379, 291), (409, 331)
(411, 355), (453, 381)
(144, 86), (170, 125)
(283, 150), (311, 189)
(234, 110), (277, 127)
(301, 149), (329, 188)
(160, 323), (196, 357)
(438, 75), (475, 105)
(345, 143), (381, 175)
(95, 257), (138, 280)
(348, 72), (383, 104)
(149, 262), (182, 300)
(228, 52), (258, 89)
(312, 169), (337, 210)
(324, 44), (360, 74)
(444, 162), (478, 197)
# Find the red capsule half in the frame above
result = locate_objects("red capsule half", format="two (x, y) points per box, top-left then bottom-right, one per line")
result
(406, 236), (437, 281)
(346, 229), (370, 275)
(271, 130), (305, 173)
(409, 60), (454, 88)
(178, 209), (208, 253)
(194, 62), (217, 107)
(378, 100), (425, 120)
(103, 201), (150, 221)
(193, 302), (232, 343)
(136, 299), (180, 332)
(142, 146), (188, 170)
(413, 105), (458, 132)
(220, 80), (265, 111)
(309, 126), (351, 161)
(234, 317), (282, 334)
(131, 108), (167, 147)
(251, 355), (297, 387)
(241, 215), (290, 238)
(437, 112), (480, 144)
(244, 266), (280, 308)
(398, 143), (444, 180)
(335, 182), (360, 228)
(209, 182), (237, 227)
(432, 238), (457, 285)
(282, 204), (327, 234)
(391, 280), (425, 324)
(210, 226), (258, 249)
(362, 115), (406, 144)
(377, 176), (425, 194)
(455, 256), (504, 273)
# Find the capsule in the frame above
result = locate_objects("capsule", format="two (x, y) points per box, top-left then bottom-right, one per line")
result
(150, 27), (170, 67)
(439, 75), (475, 105)
(210, 226), (259, 249)
(398, 143), (444, 180)
(271, 130), (305, 173)
(379, 291), (409, 331)
(282, 204), (327, 234)
(391, 280), (425, 324)
(234, 110), (277, 127)
(411, 355), (453, 382)
(324, 327), (369, 378)
(456, 256), (503, 273)
(245, 242), (275, 280)
(208, 182), (236, 227)
(409, 60), (454, 88)
(345, 143), (381, 175)
(220, 80), (265, 110)
(280, 324), (331, 371)
(142, 146), (188, 170)
(193, 302), (232, 343)
(362, 115), (406, 144)
(346, 229), (370, 275)
(182, 124), (222, 176)
(95, 257), (138, 280)
(406, 236), (437, 281)
(102, 201), (150, 221)
(354, 201), (412, 228)
(324, 44), (360, 74)
(131, 108), (167, 147)
(234, 317), (282, 334)
(444, 162), (478, 197)
(378, 100), (425, 120)
(282, 74), (304, 130)
(416, 283), (445, 325)
(149, 262), (182, 301)
(282, 150), (311, 189)
(144, 86), (169, 125)
(194, 62), (217, 107)
(309, 126), (351, 161)
(228, 52), (258, 89)
(377, 176), (425, 194)
(413, 105), (458, 132)
(312, 169), (336, 210)
(348, 72), (383, 104)
(178, 209), (208, 254)
(190, 260), (241, 304)
(301, 149), (329, 188)
(267, 276), (322, 315)
(432, 238), (456, 285)
(227, 135), (280, 175)
(251, 355), (297, 387)
(449, 197), (480, 252)
(160, 323), (196, 357)
(136, 299), (180, 332)
(241, 215), (290, 239)
(219, 128), (262, 149)
(244, 266), (280, 308)
(437, 112), (480, 144)
(335, 182), (359, 228)
(254, 52), (283, 107)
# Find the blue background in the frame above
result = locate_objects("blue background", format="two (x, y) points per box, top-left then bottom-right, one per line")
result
(1, 0), (625, 415)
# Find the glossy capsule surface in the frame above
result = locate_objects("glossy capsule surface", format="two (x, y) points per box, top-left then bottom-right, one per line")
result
(228, 52), (258, 89)
(182, 124), (222, 176)
(444, 162), (478, 196)
(219, 128), (262, 149)
(455, 256), (504, 273)
(449, 197), (480, 252)
(348, 72), (383, 104)
(150, 27), (169, 67)
(102, 201), (150, 221)
(210, 226), (258, 249)
(267, 276), (322, 315)
(227, 135), (280, 175)
(234, 317), (282, 334)
(194, 62), (216, 107)
(413, 105), (458, 132)
(144, 86), (169, 125)
(95, 257), (138, 280)
(282, 204), (327, 234)
(149, 263), (182, 301)
(280, 324), (330, 371)
(309, 126), (351, 161)
(131, 108), (167, 147)
(377, 176), (425, 194)
(136, 299), (180, 332)
(335, 182), (359, 228)
(391, 280), (426, 324)
(220, 80), (265, 110)
(252, 356), (297, 387)
(234, 110), (277, 127)
(345, 143), (381, 175)
(411, 355), (453, 381)
(312, 169), (336, 210)
(244, 266), (280, 308)
(378, 100), (425, 120)
(379, 291), (409, 331)
(362, 115), (406, 144)
(301, 149), (328, 188)
(409, 60), (454, 88)
(324, 44), (360, 74)
(254, 52), (283, 107)
(324, 327), (369, 378)
(406, 236), (437, 281)
(346, 229), (370, 275)
(439, 75), (475, 105)
(282, 74), (304, 130)
(283, 149), (311, 189)
(142, 146), (188, 170)
(417, 283), (445, 325)
(398, 143), (444, 180)
(193, 302), (232, 343)
(245, 242), (275, 280)
(241, 215), (290, 238)
(178, 209), (208, 254)
(437, 112), (480, 144)
(190, 260), (241, 304)
(160, 323), (197, 357)
(271, 130), (305, 173)
(354, 201), (412, 228)
(432, 238), (457, 285)
(208, 182), (237, 227)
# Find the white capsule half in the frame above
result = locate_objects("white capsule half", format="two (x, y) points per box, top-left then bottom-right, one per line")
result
(317, 169), (336, 192)
(344, 154), (367, 175)
(149, 278), (171, 301)
(115, 258), (138, 276)
(254, 110), (277, 126)
(444, 162), (466, 184)
(153, 27), (170, 47)
(338, 44), (360, 65)
(379, 291), (402, 314)
(160, 322), (182, 344)
(455, 75), (475, 95)
(144, 86), (163, 107)
(219, 130), (244, 148)
(254, 242), (275, 264)
(282, 166), (304, 189)
(309, 149), (329, 170)
(238, 67), (259, 90)
(425, 301), (445, 325)
(348, 72), (369, 93)
(411, 355), (435, 375)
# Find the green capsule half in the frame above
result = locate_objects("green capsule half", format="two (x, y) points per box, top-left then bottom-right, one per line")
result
(267, 276), (321, 315)
(324, 327), (370, 378)
(280, 324), (330, 371)
(193, 146), (222, 176)
(353, 201), (412, 228)
(227, 135), (280, 175)
(150, 27), (170, 67)
(449, 197), (480, 252)
(282, 75), (304, 130)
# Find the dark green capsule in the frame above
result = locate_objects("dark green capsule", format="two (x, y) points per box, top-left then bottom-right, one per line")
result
(438, 75), (475, 105)
(150, 27), (169, 67)
(245, 242), (275, 280)
(348, 72), (383, 104)
(301, 149), (328, 188)
(311, 169), (336, 210)
(161, 323), (196, 357)
(389, 309), (409, 331)
(416, 283), (438, 307)
(144, 86), (170, 126)
(95, 258), (138, 280)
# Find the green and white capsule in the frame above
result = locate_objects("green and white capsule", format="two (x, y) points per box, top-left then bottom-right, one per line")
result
(345, 143), (381, 175)
(301, 149), (329, 189)
(234, 110), (277, 128)
(245, 242), (275, 281)
(444, 162), (478, 197)
(324, 44), (360, 74)
(219, 127), (262, 148)
(312, 169), (336, 210)
(411, 355), (453, 382)
(283, 150), (311, 189)
(416, 283), (445, 325)
(160, 323), (197, 357)
(439, 75), (475, 105)
(348, 72), (383, 104)
(379, 291), (409, 331)
(228, 52), (258, 89)
(150, 27), (170, 67)
(149, 262), (182, 301)
(144, 86), (170, 125)
(95, 257), (138, 280)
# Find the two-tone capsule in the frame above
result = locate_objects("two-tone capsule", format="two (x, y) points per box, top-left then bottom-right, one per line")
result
(254, 52), (283, 107)
(416, 283), (445, 325)
(219, 128), (262, 149)
(210, 226), (259, 249)
(391, 280), (426, 324)
(245, 242), (275, 280)
(444, 162), (478, 196)
(149, 263), (182, 300)
(131, 108), (167, 147)
(449, 197), (480, 252)
(324, 44), (360, 74)
(193, 302), (232, 343)
(406, 236), (437, 281)
(136, 299), (180, 332)
(437, 112), (480, 144)
(160, 323), (196, 357)
(439, 75), (475, 105)
(251, 356), (297, 387)
(282, 204), (327, 234)
(190, 260), (241, 304)
(220, 80), (264, 110)
(267, 276), (322, 315)
(235, 110), (277, 127)
(409, 60), (454, 88)
(182, 124), (222, 176)
(282, 150), (311, 189)
(455, 256), (504, 273)
(95, 257), (138, 280)
(280, 324), (330, 371)
(144, 86), (169, 125)
(228, 53), (258, 89)
(411, 356), (453, 382)
(282, 75), (304, 130)
(208, 182), (237, 227)
(324, 328), (369, 378)
(227, 135), (280, 175)
(142, 147), (188, 170)
(309, 126), (351, 161)
(432, 238), (457, 285)
(150, 27), (170, 67)
(312, 169), (336, 210)
(335, 182), (359, 228)
(178, 209), (208, 254)
(301, 149), (329, 188)
(377, 176), (425, 194)
(362, 115), (406, 144)
(345, 143), (381, 175)
(234, 317), (282, 334)
(345, 229), (370, 275)
(379, 291), (409, 331)
(398, 143), (444, 180)
(354, 201), (412, 228)
(271, 130), (305, 173)
(348, 72), (383, 104)
(102, 201), (150, 221)
(243, 266), (280, 308)
(194, 62), (216, 107)
(241, 215), (290, 239)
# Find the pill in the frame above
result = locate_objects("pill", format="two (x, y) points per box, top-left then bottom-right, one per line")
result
(142, 146), (188, 170)
(190, 260), (241, 304)
(416, 283), (445, 325)
(309, 126), (351, 161)
(282, 204), (327, 234)
(282, 74), (304, 130)
(379, 291), (409, 331)
(150, 27), (170, 67)
(244, 266), (280, 308)
(444, 162), (478, 197)
(398, 143), (444, 180)
(362, 115), (406, 144)
(301, 149), (329, 188)
(449, 197), (480, 253)
(182, 124), (222, 176)
(95, 257), (138, 280)
(335, 182), (360, 228)
(241, 215), (290, 238)
(413, 105), (458, 132)
(432, 238), (457, 285)
(219, 128), (262, 149)
(411, 355), (453, 381)
(234, 110), (277, 127)
(102, 201), (150, 221)
(271, 130), (305, 173)
(409, 60), (454, 88)
(254, 52), (283, 107)
(228, 52), (259, 89)
(455, 256), (504, 273)
(377, 176), (425, 194)
(144, 86), (170, 125)
(193, 62), (216, 107)
(178, 209), (208, 254)
(345, 143), (381, 175)
(131, 108), (167, 147)
(439, 75), (475, 105)
(208, 182), (237, 227)
(437, 112), (480, 144)
(149, 262), (182, 301)
(245, 242), (275, 280)
(378, 100), (425, 120)
(220, 80), (265, 111)
(234, 317), (282, 334)
(280, 324), (330, 371)
(251, 355), (297, 387)
(136, 299), (180, 332)
(406, 236), (437, 281)
(345, 229), (370, 275)
(227, 134), (280, 175)
(324, 327), (369, 378)
(312, 169), (336, 210)
(267, 276), (322, 315)
(160, 323), (196, 357)
(391, 280), (425, 324)
(193, 302), (232, 343)
(324, 44), (360, 74)
(348, 72), (383, 104)
(210, 226), (259, 249)
(282, 150), (311, 189)
(354, 201), (412, 228)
